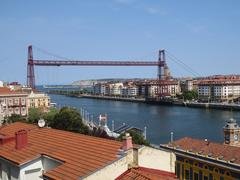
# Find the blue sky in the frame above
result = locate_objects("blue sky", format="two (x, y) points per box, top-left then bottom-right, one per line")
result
(0, 0), (240, 85)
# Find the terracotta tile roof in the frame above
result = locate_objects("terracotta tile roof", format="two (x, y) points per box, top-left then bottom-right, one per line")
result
(0, 87), (28, 95)
(198, 79), (240, 85)
(0, 122), (123, 179)
(0, 122), (36, 136)
(163, 137), (240, 165)
(0, 87), (13, 94)
(115, 167), (177, 180)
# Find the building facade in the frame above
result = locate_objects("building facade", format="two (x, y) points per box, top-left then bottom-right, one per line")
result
(109, 83), (123, 96)
(198, 80), (240, 102)
(27, 91), (51, 112)
(139, 80), (180, 98)
(0, 88), (28, 122)
(120, 86), (138, 97)
(93, 83), (110, 95)
(161, 119), (240, 180)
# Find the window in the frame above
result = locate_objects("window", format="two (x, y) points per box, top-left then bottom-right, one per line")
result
(176, 162), (180, 178)
(209, 173), (213, 180)
(225, 171), (231, 177)
(25, 168), (41, 174)
(194, 172), (199, 180)
(194, 163), (198, 166)
(204, 175), (208, 180)
(185, 169), (190, 180)
(182, 164), (184, 179)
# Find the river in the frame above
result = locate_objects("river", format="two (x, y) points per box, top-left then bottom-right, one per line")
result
(47, 93), (240, 145)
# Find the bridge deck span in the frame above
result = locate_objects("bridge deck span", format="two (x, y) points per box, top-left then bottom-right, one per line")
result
(33, 60), (163, 66)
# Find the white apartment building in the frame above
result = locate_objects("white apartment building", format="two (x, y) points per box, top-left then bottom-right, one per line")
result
(198, 85), (210, 97)
(186, 80), (193, 91)
(121, 86), (138, 97)
(93, 83), (110, 95)
(109, 83), (123, 96)
(198, 80), (240, 102)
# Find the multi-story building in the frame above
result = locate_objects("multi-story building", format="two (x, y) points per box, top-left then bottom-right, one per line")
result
(121, 85), (138, 97)
(0, 122), (177, 180)
(93, 83), (110, 95)
(109, 83), (123, 96)
(198, 80), (240, 102)
(161, 119), (240, 180)
(27, 91), (51, 112)
(138, 80), (180, 98)
(180, 79), (195, 93)
(0, 87), (28, 121)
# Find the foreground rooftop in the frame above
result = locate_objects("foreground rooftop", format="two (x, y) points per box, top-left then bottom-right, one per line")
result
(161, 137), (240, 166)
(0, 122), (123, 179)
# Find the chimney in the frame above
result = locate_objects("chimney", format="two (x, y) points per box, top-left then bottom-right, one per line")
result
(122, 133), (133, 151)
(15, 129), (28, 150)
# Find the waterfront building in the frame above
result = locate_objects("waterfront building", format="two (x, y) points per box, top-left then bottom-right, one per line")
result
(180, 79), (194, 93)
(93, 83), (110, 96)
(198, 79), (240, 102)
(0, 122), (177, 180)
(120, 85), (138, 97)
(137, 81), (177, 98)
(27, 91), (51, 112)
(145, 81), (180, 98)
(0, 87), (28, 122)
(109, 82), (123, 96)
(160, 119), (240, 180)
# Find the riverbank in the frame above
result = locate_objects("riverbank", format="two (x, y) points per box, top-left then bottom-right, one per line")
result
(185, 102), (240, 111)
(48, 91), (240, 111)
(77, 94), (146, 103)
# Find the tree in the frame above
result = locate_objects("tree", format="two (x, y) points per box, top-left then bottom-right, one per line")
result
(3, 114), (26, 124)
(117, 129), (150, 146)
(28, 108), (44, 123)
(42, 107), (58, 126)
(183, 90), (198, 101)
(51, 107), (89, 134)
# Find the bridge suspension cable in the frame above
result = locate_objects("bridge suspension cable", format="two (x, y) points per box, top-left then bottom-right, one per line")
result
(32, 45), (72, 60)
(165, 50), (201, 77)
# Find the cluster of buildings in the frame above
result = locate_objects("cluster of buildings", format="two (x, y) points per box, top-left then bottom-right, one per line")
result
(0, 118), (239, 179)
(197, 76), (240, 103)
(0, 80), (51, 123)
(93, 80), (181, 98)
(92, 75), (240, 103)
(93, 82), (139, 97)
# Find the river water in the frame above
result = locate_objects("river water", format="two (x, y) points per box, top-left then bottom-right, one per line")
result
(48, 94), (240, 145)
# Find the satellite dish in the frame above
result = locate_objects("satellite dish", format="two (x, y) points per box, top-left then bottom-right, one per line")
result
(38, 119), (45, 128)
